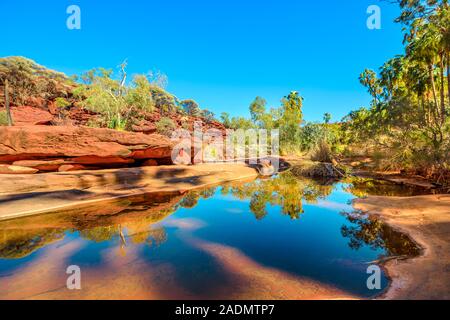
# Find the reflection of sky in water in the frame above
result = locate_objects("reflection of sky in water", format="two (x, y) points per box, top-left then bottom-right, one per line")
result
(158, 184), (387, 297)
(0, 176), (424, 299)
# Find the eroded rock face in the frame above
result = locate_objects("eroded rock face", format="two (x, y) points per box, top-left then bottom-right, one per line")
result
(10, 106), (54, 126)
(0, 126), (174, 172)
(0, 165), (39, 174)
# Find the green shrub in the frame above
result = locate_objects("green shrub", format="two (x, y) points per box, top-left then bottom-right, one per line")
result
(309, 140), (333, 163)
(0, 111), (8, 126)
(125, 75), (155, 112)
(156, 117), (176, 137)
(107, 113), (128, 131)
(55, 97), (71, 108)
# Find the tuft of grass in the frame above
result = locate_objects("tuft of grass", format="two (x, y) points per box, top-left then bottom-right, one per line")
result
(156, 117), (176, 137)
(107, 113), (128, 131)
(0, 110), (9, 126)
(309, 140), (333, 163)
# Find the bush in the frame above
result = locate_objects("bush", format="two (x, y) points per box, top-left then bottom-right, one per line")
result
(156, 117), (177, 137)
(0, 56), (72, 105)
(181, 99), (201, 117)
(55, 97), (71, 108)
(107, 113), (127, 131)
(150, 87), (176, 115)
(125, 75), (155, 113)
(0, 110), (8, 126)
(309, 140), (333, 163)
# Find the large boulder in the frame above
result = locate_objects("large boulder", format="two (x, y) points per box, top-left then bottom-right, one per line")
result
(0, 126), (174, 170)
(8, 106), (54, 126)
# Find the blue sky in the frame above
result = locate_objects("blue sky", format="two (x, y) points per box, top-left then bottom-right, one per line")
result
(0, 0), (404, 122)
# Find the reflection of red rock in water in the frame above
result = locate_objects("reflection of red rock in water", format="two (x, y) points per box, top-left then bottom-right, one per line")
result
(0, 126), (174, 173)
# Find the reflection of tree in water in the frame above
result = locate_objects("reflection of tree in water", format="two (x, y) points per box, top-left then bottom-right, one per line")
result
(130, 227), (167, 247)
(79, 226), (119, 243)
(341, 215), (421, 258)
(0, 194), (181, 260)
(343, 177), (431, 198)
(178, 173), (333, 220)
(0, 229), (64, 259)
(179, 187), (218, 209)
(79, 223), (168, 249)
(228, 172), (334, 220)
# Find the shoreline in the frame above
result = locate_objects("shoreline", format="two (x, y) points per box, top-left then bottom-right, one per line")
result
(0, 163), (259, 221)
(353, 194), (450, 300)
(1, 163), (448, 300)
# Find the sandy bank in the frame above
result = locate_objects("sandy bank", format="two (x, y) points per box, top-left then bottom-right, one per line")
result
(0, 164), (259, 221)
(353, 194), (450, 300)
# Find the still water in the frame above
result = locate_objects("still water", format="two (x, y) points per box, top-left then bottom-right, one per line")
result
(0, 173), (421, 299)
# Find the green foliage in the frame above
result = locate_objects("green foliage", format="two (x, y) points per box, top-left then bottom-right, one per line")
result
(309, 140), (333, 163)
(107, 113), (128, 131)
(201, 109), (215, 123)
(220, 112), (231, 128)
(0, 56), (72, 106)
(55, 97), (70, 108)
(74, 66), (177, 129)
(156, 117), (176, 137)
(125, 75), (155, 112)
(149, 86), (176, 115)
(229, 116), (255, 130)
(0, 110), (8, 126)
(181, 99), (201, 117)
(342, 1), (450, 178)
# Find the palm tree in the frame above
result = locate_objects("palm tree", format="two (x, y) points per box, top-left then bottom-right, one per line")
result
(406, 23), (442, 121)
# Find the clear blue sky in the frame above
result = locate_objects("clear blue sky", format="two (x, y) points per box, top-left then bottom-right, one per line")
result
(0, 0), (404, 122)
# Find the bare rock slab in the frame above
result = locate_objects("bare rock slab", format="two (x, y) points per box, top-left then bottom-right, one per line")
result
(0, 126), (174, 165)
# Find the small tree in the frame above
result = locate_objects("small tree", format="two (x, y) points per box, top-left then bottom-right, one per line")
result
(181, 99), (201, 117)
(156, 117), (177, 137)
(201, 109), (215, 123)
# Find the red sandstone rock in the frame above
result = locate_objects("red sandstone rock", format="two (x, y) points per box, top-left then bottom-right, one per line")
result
(0, 126), (174, 164)
(0, 164), (39, 174)
(58, 164), (87, 172)
(142, 159), (158, 166)
(12, 159), (67, 172)
(70, 156), (135, 165)
(9, 106), (54, 126)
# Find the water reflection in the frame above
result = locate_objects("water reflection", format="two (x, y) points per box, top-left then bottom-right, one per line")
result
(0, 172), (424, 299)
(0, 193), (182, 260)
(341, 214), (421, 258)
(343, 176), (437, 197)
